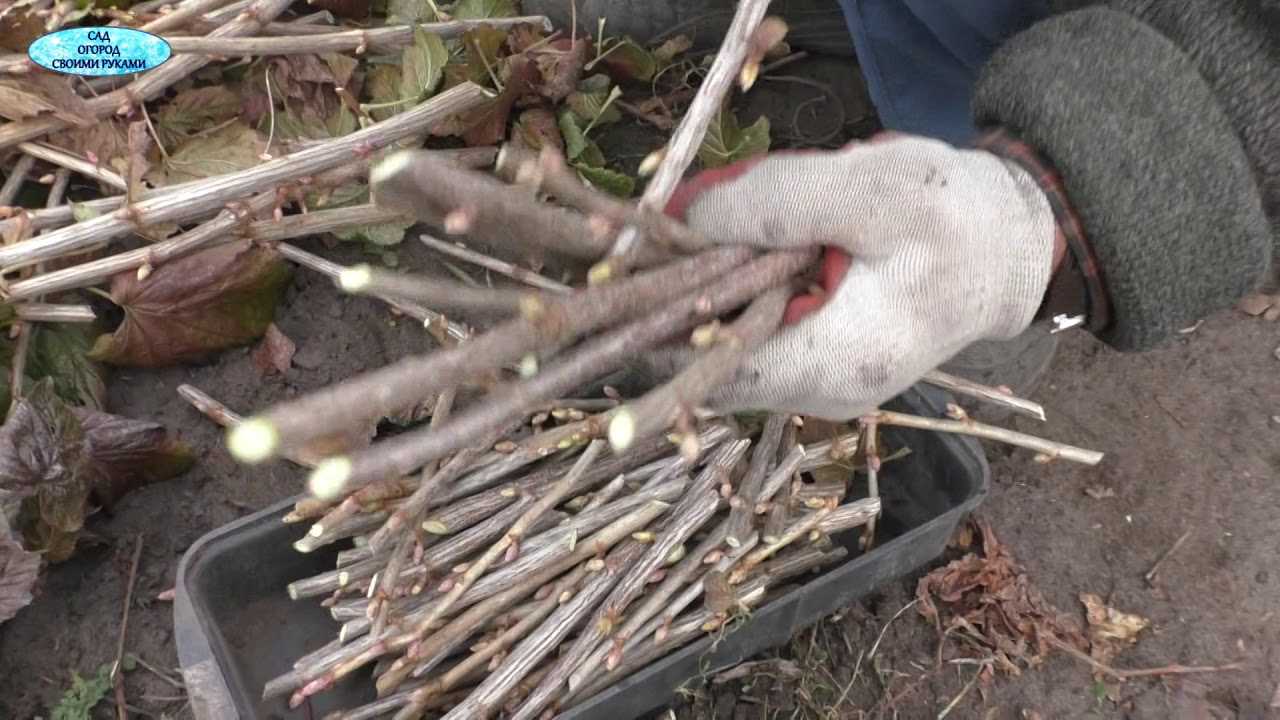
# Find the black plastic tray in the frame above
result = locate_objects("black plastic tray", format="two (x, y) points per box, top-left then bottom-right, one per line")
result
(175, 386), (989, 720)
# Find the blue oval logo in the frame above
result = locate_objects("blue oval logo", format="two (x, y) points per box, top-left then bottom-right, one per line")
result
(28, 27), (171, 77)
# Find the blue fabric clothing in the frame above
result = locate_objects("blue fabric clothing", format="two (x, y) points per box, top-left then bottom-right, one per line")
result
(836, 0), (1051, 146)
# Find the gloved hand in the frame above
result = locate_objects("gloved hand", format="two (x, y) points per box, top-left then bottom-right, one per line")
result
(668, 134), (1058, 419)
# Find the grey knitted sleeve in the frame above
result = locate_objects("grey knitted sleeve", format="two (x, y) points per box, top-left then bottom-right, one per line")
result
(972, 6), (1275, 351)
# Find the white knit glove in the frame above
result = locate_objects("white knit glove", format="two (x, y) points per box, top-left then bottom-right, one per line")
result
(677, 135), (1057, 419)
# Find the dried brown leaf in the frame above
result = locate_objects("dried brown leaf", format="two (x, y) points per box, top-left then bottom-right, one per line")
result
(513, 107), (563, 152)
(1080, 592), (1149, 666)
(75, 407), (196, 510)
(0, 72), (92, 125)
(599, 38), (657, 83)
(0, 527), (40, 624)
(917, 518), (1086, 672)
(533, 38), (590, 103)
(0, 5), (45, 53)
(2, 380), (91, 563)
(89, 240), (292, 367)
(460, 54), (538, 147)
(50, 120), (129, 172)
(462, 26), (509, 86)
(147, 121), (263, 186)
(252, 323), (296, 375)
(154, 85), (240, 147)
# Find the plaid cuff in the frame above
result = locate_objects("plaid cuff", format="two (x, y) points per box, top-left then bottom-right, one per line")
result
(977, 127), (1112, 334)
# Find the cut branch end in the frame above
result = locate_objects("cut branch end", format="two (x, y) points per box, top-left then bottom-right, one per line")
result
(227, 417), (280, 463)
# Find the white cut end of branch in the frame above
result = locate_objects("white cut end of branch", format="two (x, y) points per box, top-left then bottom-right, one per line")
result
(309, 457), (354, 500)
(370, 150), (415, 187)
(638, 147), (666, 177)
(518, 353), (539, 378)
(608, 409), (636, 452)
(227, 418), (279, 464)
(338, 264), (373, 293)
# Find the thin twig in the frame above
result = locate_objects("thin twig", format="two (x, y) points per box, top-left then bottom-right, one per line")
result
(417, 234), (571, 293)
(862, 419), (880, 550)
(140, 0), (240, 33)
(1045, 635), (1244, 681)
(276, 242), (470, 343)
(176, 384), (321, 468)
(864, 410), (1105, 466)
(13, 303), (96, 323)
(921, 369), (1046, 422)
(726, 414), (787, 548)
(605, 0), (773, 260)
(338, 264), (536, 316)
(19, 141), (128, 191)
(0, 155), (35, 206)
(496, 145), (706, 254)
(1144, 529), (1192, 586)
(113, 536), (144, 720)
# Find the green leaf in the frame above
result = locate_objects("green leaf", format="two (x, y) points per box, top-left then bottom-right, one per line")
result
(148, 122), (264, 186)
(70, 203), (101, 222)
(89, 240), (292, 367)
(558, 109), (588, 161)
(26, 323), (107, 410)
(364, 63), (405, 122)
(333, 216), (415, 247)
(573, 163), (634, 198)
(386, 0), (438, 23)
(697, 107), (771, 169)
(400, 27), (449, 103)
(154, 85), (240, 147)
(450, 0), (516, 19)
(557, 110), (604, 167)
(598, 38), (657, 82)
(462, 26), (509, 87)
(51, 664), (112, 720)
(566, 75), (622, 130)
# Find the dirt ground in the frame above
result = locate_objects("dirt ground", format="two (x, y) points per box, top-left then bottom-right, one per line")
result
(1, 57), (1277, 720)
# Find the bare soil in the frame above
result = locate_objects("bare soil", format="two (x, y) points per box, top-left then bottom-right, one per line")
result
(1, 56), (1277, 720)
